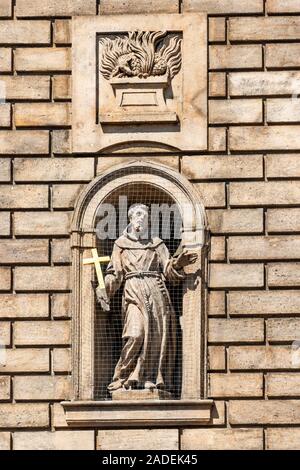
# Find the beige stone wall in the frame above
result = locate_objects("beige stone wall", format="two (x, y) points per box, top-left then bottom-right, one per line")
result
(0, 0), (299, 450)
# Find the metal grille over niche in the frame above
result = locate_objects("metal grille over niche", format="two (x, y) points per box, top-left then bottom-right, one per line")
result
(94, 181), (184, 400)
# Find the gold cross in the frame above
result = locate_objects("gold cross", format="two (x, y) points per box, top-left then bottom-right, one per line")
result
(83, 248), (110, 289)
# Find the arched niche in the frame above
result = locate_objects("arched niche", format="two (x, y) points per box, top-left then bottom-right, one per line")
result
(70, 160), (210, 404)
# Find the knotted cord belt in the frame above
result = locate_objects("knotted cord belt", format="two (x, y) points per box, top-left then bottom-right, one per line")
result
(124, 271), (162, 280)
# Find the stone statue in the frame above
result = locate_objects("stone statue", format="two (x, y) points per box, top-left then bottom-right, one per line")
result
(96, 204), (197, 394)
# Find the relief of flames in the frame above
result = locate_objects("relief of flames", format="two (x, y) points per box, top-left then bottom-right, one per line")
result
(99, 31), (182, 81)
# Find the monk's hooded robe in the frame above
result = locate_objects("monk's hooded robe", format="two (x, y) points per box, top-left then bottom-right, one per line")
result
(104, 227), (184, 392)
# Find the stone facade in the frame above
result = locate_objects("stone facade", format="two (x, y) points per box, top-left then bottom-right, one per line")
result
(0, 0), (300, 450)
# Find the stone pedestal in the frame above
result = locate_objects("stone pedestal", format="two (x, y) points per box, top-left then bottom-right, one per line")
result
(111, 388), (172, 401)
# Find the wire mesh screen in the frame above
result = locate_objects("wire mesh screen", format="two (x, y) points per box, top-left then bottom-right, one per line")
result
(94, 180), (184, 400)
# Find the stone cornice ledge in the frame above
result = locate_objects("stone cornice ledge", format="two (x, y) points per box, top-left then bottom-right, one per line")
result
(62, 400), (214, 428)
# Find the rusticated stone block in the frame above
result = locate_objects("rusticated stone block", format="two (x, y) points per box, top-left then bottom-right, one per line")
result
(228, 236), (300, 260)
(208, 291), (225, 317)
(208, 128), (226, 152)
(266, 154), (300, 178)
(267, 318), (300, 342)
(15, 158), (93, 182)
(0, 239), (48, 264)
(181, 428), (263, 450)
(15, 103), (71, 127)
(0, 76), (50, 100)
(209, 73), (226, 97)
(210, 99), (262, 124)
(54, 20), (71, 45)
(267, 373), (300, 397)
(0, 433), (10, 450)
(230, 181), (300, 206)
(229, 17), (300, 41)
(0, 322), (10, 345)
(52, 130), (71, 154)
(209, 263), (264, 288)
(228, 290), (300, 316)
(210, 45), (262, 70)
(97, 429), (178, 450)
(183, 0), (263, 14)
(14, 212), (70, 236)
(210, 237), (225, 261)
(0, 212), (10, 236)
(14, 320), (71, 346)
(268, 263), (300, 287)
(100, 0), (179, 14)
(51, 294), (70, 319)
(53, 76), (71, 100)
(229, 71), (300, 96)
(51, 239), (70, 264)
(0, 131), (49, 154)
(14, 266), (70, 291)
(229, 345), (298, 370)
(230, 400), (300, 425)
(0, 0), (11, 17)
(0, 21), (50, 45)
(267, 99), (300, 124)
(0, 186), (48, 209)
(266, 44), (300, 68)
(15, 48), (71, 72)
(0, 294), (49, 319)
(194, 183), (226, 208)
(267, 0), (300, 13)
(0, 158), (10, 181)
(0, 348), (49, 373)
(209, 373), (263, 397)
(207, 209), (263, 234)
(14, 430), (95, 451)
(0, 48), (11, 72)
(14, 376), (71, 400)
(230, 126), (300, 151)
(52, 404), (68, 428)
(209, 17), (226, 43)
(209, 319), (264, 343)
(266, 428), (300, 450)
(208, 346), (226, 371)
(267, 209), (300, 233)
(182, 155), (262, 180)
(0, 267), (11, 291)
(53, 348), (71, 372)
(0, 376), (10, 400)
(16, 0), (96, 16)
(52, 184), (82, 209)
(0, 104), (11, 128)
(0, 404), (49, 428)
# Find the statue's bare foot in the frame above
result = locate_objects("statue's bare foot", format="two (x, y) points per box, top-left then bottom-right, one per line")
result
(123, 379), (138, 389)
(144, 381), (156, 390)
(107, 379), (123, 391)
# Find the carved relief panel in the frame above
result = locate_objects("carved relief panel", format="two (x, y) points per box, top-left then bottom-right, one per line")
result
(72, 14), (207, 153)
(99, 31), (182, 124)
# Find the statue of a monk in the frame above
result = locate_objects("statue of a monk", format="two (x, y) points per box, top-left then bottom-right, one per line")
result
(96, 203), (197, 393)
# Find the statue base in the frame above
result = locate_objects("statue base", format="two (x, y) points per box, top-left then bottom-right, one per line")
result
(111, 388), (172, 401)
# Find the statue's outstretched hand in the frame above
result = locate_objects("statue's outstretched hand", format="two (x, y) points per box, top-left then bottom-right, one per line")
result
(96, 286), (110, 312)
(174, 250), (198, 269)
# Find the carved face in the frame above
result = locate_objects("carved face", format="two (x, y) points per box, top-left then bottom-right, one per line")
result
(129, 206), (149, 234)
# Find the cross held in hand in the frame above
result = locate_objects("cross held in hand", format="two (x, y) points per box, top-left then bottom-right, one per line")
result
(83, 248), (110, 289)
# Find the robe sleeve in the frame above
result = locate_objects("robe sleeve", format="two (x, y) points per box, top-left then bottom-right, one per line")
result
(104, 243), (124, 298)
(157, 242), (185, 283)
